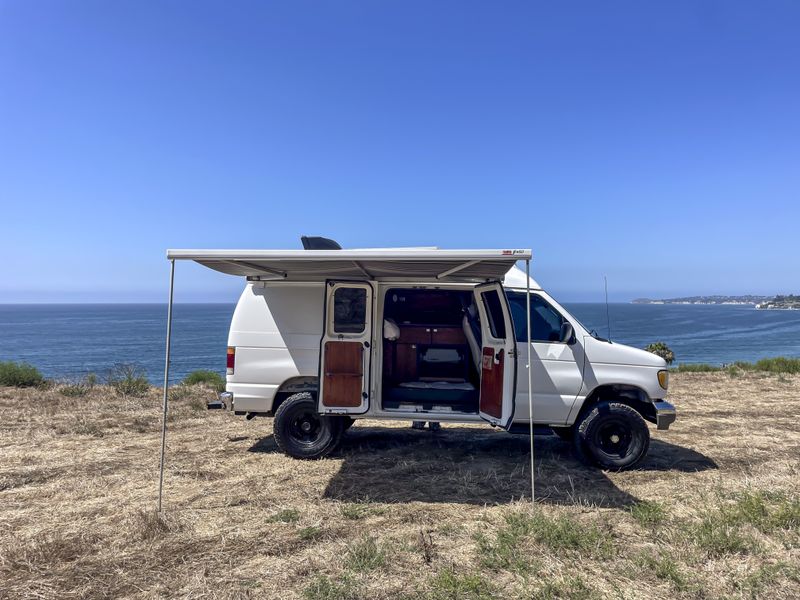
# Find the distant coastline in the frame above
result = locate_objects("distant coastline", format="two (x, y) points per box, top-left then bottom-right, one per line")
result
(632, 294), (800, 310)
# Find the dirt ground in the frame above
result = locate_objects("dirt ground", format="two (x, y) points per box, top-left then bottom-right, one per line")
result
(1, 373), (798, 599)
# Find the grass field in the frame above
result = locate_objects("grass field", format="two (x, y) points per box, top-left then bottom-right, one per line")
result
(1, 372), (799, 599)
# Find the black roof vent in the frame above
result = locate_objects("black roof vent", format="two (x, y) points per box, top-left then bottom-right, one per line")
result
(301, 236), (342, 250)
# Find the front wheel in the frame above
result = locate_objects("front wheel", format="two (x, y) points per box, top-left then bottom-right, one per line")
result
(573, 402), (650, 471)
(273, 392), (342, 459)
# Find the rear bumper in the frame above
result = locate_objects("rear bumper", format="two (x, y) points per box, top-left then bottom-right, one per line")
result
(653, 400), (676, 430)
(208, 391), (233, 410)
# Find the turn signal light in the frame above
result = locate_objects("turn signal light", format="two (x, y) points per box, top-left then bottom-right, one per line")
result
(657, 370), (669, 390)
(226, 346), (235, 375)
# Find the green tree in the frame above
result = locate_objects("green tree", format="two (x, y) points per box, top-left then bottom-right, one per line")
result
(645, 342), (675, 365)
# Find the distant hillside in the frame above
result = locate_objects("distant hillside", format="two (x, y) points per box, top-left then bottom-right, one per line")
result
(632, 295), (800, 309)
(756, 295), (800, 310)
(632, 295), (771, 305)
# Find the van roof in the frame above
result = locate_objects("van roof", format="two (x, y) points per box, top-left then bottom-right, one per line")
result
(166, 248), (532, 282)
(503, 266), (541, 290)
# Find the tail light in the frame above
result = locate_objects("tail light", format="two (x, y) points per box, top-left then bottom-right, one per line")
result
(226, 346), (235, 375)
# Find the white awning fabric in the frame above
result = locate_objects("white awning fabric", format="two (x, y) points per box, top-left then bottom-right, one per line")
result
(166, 248), (532, 282)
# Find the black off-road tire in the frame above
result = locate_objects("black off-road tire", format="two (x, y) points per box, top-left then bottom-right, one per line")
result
(273, 392), (343, 459)
(573, 402), (650, 471)
(551, 426), (574, 441)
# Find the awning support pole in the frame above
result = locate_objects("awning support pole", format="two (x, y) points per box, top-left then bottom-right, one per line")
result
(436, 260), (480, 279)
(224, 260), (286, 278)
(157, 259), (176, 513)
(526, 259), (534, 504)
(352, 261), (373, 278)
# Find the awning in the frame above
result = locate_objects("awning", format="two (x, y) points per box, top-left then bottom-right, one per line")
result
(157, 246), (537, 512)
(166, 248), (532, 281)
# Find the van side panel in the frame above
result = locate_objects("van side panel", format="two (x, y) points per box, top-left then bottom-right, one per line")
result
(227, 283), (324, 412)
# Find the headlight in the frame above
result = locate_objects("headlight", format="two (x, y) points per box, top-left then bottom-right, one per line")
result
(657, 370), (669, 390)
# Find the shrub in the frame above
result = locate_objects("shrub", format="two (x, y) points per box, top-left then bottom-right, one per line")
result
(303, 575), (358, 600)
(0, 361), (45, 387)
(635, 552), (688, 591)
(340, 503), (371, 520)
(629, 500), (668, 527)
(477, 510), (612, 573)
(690, 514), (756, 556)
(673, 363), (721, 373)
(107, 364), (150, 397)
(299, 526), (323, 541)
(673, 358), (800, 374)
(421, 569), (495, 600)
(644, 342), (675, 364)
(752, 357), (800, 374)
(182, 369), (225, 391)
(167, 385), (192, 402)
(59, 373), (98, 397)
(530, 576), (599, 600)
(734, 563), (800, 597)
(345, 535), (386, 572)
(723, 490), (800, 533)
(267, 508), (301, 523)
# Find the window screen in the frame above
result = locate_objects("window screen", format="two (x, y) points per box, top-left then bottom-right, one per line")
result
(507, 292), (566, 343)
(480, 289), (507, 339)
(332, 287), (367, 334)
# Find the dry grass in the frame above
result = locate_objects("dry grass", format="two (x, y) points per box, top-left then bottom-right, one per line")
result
(1, 373), (799, 599)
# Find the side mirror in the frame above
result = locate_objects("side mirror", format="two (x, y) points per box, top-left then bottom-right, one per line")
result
(560, 322), (575, 344)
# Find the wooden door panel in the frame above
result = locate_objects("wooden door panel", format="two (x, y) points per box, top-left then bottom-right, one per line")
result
(479, 346), (504, 419)
(322, 341), (363, 407)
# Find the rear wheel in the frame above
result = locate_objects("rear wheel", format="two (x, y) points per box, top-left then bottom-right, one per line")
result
(573, 402), (649, 471)
(273, 392), (342, 459)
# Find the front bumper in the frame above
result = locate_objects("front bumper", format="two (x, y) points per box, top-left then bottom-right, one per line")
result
(653, 400), (676, 430)
(208, 391), (233, 410)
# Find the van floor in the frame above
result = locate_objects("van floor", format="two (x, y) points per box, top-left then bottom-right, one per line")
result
(381, 380), (478, 413)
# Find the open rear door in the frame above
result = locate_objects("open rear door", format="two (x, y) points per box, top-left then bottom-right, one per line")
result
(318, 281), (373, 414)
(474, 282), (516, 429)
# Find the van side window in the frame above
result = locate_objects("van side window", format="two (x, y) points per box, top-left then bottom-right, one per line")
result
(507, 292), (566, 343)
(332, 287), (367, 334)
(480, 289), (507, 339)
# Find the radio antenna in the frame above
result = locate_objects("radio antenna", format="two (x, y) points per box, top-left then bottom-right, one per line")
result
(604, 275), (612, 342)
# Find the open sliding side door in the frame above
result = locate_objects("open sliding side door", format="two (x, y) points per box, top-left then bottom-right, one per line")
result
(474, 282), (517, 429)
(318, 281), (373, 414)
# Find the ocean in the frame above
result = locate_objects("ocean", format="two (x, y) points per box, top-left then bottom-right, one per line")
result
(1, 303), (799, 384)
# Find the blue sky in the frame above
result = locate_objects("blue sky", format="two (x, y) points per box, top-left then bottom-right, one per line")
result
(1, 1), (798, 303)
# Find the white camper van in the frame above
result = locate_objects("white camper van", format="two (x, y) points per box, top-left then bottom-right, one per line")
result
(169, 237), (675, 471)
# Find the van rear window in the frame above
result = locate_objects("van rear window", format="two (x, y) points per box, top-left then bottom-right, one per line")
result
(333, 287), (367, 334)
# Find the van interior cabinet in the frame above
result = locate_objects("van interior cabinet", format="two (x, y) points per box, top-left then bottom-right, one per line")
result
(431, 327), (466, 345)
(394, 342), (418, 382)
